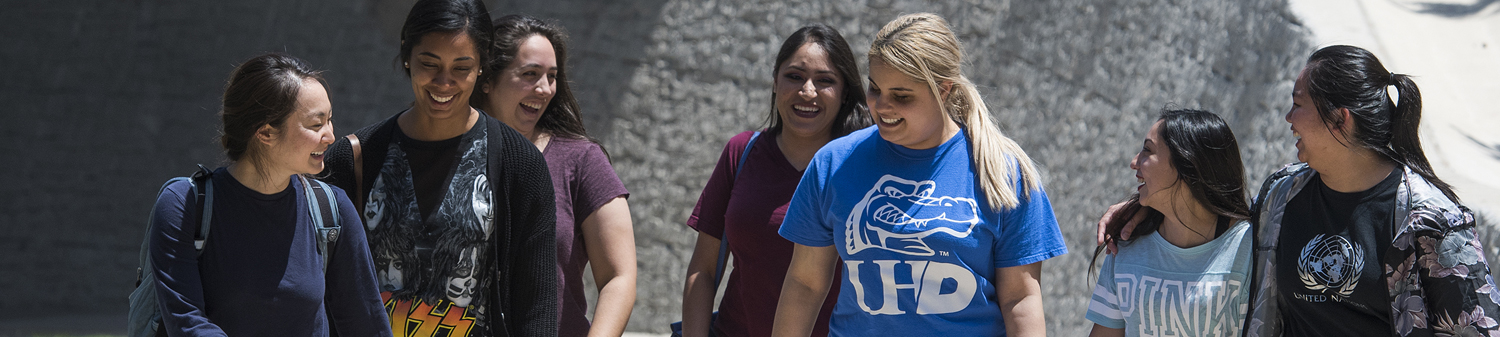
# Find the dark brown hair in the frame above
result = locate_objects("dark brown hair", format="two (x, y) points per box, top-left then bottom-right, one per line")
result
(1303, 45), (1457, 201)
(219, 53), (325, 168)
(397, 0), (492, 77)
(765, 24), (871, 138)
(1093, 109), (1250, 274)
(472, 15), (593, 145)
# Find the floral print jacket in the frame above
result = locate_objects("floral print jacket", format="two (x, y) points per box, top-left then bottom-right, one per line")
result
(1245, 163), (1500, 337)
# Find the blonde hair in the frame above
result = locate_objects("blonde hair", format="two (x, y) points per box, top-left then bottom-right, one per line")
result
(869, 13), (1042, 211)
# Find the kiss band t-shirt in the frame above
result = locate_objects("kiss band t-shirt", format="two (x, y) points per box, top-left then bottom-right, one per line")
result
(365, 125), (497, 337)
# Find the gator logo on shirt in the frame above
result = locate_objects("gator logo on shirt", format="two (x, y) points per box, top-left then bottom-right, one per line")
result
(845, 175), (980, 256)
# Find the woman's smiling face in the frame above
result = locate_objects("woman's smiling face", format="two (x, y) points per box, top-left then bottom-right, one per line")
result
(483, 34), (557, 136)
(407, 30), (481, 120)
(1131, 120), (1181, 210)
(1285, 65), (1344, 170)
(866, 58), (951, 150)
(773, 42), (842, 139)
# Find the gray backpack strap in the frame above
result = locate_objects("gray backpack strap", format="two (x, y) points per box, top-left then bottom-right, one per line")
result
(191, 165), (214, 253)
(300, 175), (341, 273)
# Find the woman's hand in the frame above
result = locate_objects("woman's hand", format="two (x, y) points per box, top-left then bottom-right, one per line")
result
(1095, 200), (1146, 254)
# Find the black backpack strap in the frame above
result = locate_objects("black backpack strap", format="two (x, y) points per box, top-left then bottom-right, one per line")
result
(299, 175), (341, 273)
(191, 165), (214, 254)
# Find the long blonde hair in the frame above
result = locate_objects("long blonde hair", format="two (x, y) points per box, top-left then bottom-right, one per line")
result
(868, 13), (1042, 211)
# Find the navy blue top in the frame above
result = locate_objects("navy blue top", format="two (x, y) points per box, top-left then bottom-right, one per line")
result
(150, 167), (391, 337)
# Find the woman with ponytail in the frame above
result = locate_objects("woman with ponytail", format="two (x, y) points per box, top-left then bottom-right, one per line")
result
(1099, 45), (1499, 336)
(773, 13), (1066, 336)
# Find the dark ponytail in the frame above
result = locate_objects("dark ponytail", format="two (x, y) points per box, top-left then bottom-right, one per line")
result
(1304, 45), (1457, 201)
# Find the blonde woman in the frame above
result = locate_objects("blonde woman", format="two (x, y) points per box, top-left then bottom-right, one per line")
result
(773, 13), (1066, 336)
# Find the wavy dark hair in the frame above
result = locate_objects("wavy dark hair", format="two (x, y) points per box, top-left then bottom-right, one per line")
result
(471, 15), (597, 148)
(1303, 45), (1457, 201)
(219, 53), (325, 177)
(396, 0), (492, 77)
(764, 24), (871, 138)
(1093, 109), (1251, 271)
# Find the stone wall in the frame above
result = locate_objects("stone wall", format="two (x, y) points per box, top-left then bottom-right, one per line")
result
(574, 0), (1309, 334)
(1, 0), (1321, 334)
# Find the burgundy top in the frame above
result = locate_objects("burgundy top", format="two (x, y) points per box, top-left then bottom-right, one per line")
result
(688, 131), (840, 337)
(545, 136), (630, 337)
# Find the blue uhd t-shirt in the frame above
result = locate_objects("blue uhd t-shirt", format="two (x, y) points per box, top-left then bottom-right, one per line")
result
(779, 127), (1067, 335)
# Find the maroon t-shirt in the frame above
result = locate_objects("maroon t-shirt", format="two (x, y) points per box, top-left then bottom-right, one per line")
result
(545, 136), (630, 337)
(688, 131), (840, 337)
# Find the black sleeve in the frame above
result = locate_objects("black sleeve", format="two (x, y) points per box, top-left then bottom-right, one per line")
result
(494, 119), (558, 336)
(320, 136), (356, 194)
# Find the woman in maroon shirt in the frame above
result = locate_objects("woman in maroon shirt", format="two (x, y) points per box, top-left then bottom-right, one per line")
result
(471, 15), (636, 337)
(679, 24), (872, 337)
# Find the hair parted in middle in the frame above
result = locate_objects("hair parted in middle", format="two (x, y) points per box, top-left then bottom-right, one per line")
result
(765, 23), (872, 139)
(219, 53), (326, 178)
(397, 0), (493, 76)
(868, 13), (1042, 211)
(472, 14), (593, 144)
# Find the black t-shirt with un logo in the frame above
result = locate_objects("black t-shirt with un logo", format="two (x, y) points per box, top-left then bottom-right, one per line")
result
(1277, 168), (1401, 336)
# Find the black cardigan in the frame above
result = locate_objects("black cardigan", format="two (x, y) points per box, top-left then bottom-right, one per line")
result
(320, 111), (558, 336)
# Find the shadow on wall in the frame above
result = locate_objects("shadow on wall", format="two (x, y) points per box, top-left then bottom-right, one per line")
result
(1, 0), (1317, 335)
(1394, 0), (1500, 17)
(1462, 130), (1500, 161)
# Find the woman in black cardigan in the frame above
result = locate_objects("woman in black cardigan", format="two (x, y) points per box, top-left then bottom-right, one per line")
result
(317, 0), (557, 335)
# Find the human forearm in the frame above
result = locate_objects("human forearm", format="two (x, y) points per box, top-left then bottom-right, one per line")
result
(771, 244), (837, 337)
(681, 233), (723, 337)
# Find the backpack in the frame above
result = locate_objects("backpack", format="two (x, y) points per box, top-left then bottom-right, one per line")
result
(126, 166), (342, 337)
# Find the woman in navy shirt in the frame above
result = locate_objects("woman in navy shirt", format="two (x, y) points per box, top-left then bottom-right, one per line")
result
(149, 53), (390, 336)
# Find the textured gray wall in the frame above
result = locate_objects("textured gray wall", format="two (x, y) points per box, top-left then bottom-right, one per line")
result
(2, 0), (1327, 334)
(580, 0), (1308, 334)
